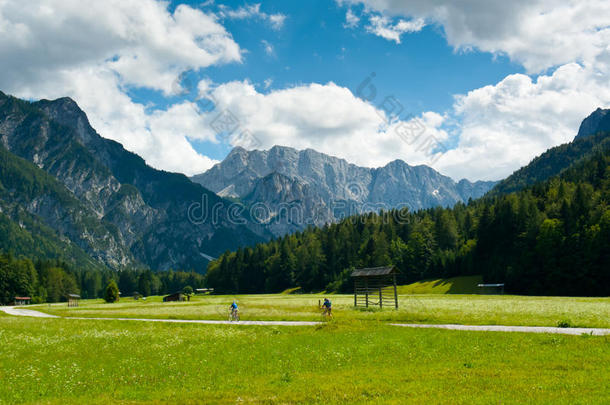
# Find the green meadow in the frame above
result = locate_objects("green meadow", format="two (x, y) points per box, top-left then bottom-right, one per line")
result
(396, 275), (483, 295)
(38, 292), (610, 328)
(0, 313), (609, 404)
(3, 292), (610, 404)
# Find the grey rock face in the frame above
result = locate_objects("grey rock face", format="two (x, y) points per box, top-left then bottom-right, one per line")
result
(192, 146), (496, 236)
(576, 108), (610, 139)
(0, 91), (269, 271)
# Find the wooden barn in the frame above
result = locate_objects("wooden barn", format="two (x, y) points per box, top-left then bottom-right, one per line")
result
(68, 294), (80, 307)
(351, 266), (399, 309)
(163, 292), (185, 302)
(14, 297), (31, 306)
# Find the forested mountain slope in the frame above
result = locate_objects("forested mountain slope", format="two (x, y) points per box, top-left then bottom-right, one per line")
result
(206, 136), (610, 296)
(492, 131), (610, 195)
(0, 146), (106, 272)
(0, 91), (270, 271)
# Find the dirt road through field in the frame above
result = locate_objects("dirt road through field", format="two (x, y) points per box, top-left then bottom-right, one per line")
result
(391, 323), (610, 336)
(0, 306), (59, 318)
(0, 306), (319, 325)
(3, 306), (610, 333)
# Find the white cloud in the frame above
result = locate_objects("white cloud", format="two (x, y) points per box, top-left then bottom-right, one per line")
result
(261, 40), (274, 56)
(344, 8), (360, 28)
(0, 0), (237, 175)
(1, 0), (608, 183)
(268, 14), (287, 30)
(365, 15), (425, 43)
(337, 0), (610, 181)
(205, 80), (449, 170)
(340, 0), (610, 73)
(435, 62), (610, 180)
(217, 3), (286, 30)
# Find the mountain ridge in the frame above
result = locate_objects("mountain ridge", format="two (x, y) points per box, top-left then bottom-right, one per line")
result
(0, 91), (270, 271)
(576, 108), (610, 139)
(191, 145), (496, 235)
(492, 116), (610, 195)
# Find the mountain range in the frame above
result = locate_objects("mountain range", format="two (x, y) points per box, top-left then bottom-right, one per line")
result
(0, 89), (606, 274)
(205, 110), (610, 296)
(191, 146), (496, 236)
(0, 91), (269, 272)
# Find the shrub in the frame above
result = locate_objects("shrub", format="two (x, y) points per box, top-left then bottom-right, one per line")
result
(104, 280), (120, 303)
(183, 285), (193, 301)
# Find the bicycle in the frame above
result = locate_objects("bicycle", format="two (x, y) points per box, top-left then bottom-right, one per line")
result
(319, 305), (333, 319)
(229, 308), (240, 322)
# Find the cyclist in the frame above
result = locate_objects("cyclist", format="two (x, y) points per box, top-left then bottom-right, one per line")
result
(321, 298), (332, 317)
(229, 300), (239, 321)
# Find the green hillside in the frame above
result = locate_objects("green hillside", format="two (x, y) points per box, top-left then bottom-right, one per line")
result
(0, 145), (110, 272)
(206, 136), (610, 297)
(0, 91), (270, 272)
(491, 131), (610, 195)
(397, 275), (483, 294)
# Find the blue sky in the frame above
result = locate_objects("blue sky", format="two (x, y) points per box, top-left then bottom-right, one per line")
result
(0, 0), (607, 180)
(136, 0), (524, 162)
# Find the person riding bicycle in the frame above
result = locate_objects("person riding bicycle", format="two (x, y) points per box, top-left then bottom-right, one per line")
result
(322, 298), (332, 316)
(229, 300), (239, 320)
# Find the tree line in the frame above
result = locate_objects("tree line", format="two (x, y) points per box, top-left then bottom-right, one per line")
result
(205, 149), (610, 296)
(0, 255), (205, 305)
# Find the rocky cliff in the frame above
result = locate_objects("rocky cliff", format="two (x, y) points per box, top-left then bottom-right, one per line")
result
(0, 91), (270, 271)
(192, 145), (496, 236)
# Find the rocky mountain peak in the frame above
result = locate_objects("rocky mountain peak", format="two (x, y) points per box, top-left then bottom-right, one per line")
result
(192, 145), (496, 236)
(576, 107), (610, 139)
(0, 91), (270, 271)
(34, 97), (95, 144)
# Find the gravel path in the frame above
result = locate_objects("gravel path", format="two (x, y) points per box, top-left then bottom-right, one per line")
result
(66, 316), (321, 326)
(3, 306), (610, 334)
(0, 306), (318, 326)
(391, 323), (610, 336)
(0, 306), (59, 318)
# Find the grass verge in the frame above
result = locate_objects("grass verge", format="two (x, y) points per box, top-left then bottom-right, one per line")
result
(0, 316), (609, 404)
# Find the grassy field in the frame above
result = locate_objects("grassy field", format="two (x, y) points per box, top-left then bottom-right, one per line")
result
(1, 314), (609, 404)
(396, 276), (483, 294)
(37, 293), (610, 328)
(4, 293), (610, 403)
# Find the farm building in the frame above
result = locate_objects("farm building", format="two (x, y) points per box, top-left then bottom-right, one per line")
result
(68, 294), (80, 307)
(351, 266), (399, 309)
(163, 292), (185, 302)
(14, 297), (31, 305)
(477, 283), (505, 294)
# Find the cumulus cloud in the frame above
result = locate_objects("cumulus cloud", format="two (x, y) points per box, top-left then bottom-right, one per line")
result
(0, 0), (238, 174)
(1, 0), (608, 183)
(365, 15), (425, 43)
(435, 62), (610, 180)
(336, 0), (610, 180)
(204, 80), (449, 170)
(344, 8), (360, 28)
(217, 3), (286, 30)
(340, 0), (610, 73)
(199, 71), (610, 181)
